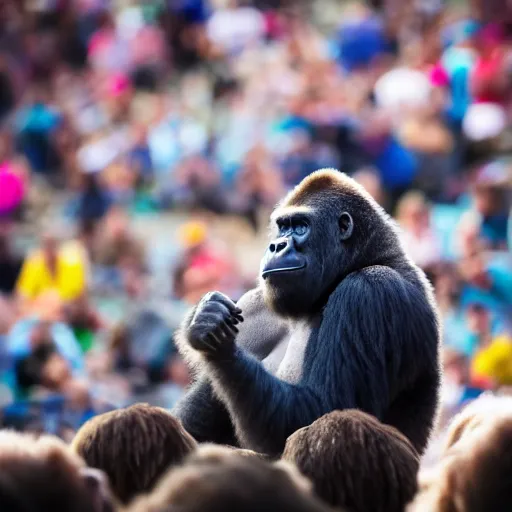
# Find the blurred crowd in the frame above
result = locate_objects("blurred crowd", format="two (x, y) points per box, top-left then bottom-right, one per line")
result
(0, 0), (511, 454)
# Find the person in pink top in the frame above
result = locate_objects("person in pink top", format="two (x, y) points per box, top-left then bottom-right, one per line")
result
(471, 23), (510, 106)
(87, 13), (131, 75)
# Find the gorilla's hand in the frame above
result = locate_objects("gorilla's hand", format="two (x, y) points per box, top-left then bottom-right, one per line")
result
(186, 291), (244, 357)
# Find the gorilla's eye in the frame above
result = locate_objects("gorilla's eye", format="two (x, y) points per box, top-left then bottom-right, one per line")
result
(294, 222), (308, 236)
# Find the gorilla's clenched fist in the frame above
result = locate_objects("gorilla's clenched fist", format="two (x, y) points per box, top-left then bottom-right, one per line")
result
(186, 291), (244, 357)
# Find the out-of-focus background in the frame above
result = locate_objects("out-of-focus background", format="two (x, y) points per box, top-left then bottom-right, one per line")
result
(0, 0), (510, 456)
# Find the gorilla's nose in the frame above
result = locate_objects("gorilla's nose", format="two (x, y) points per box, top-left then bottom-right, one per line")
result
(269, 238), (289, 254)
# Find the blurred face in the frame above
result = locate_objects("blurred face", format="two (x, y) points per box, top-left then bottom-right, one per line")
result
(105, 209), (129, 238)
(474, 188), (495, 216)
(30, 321), (53, 348)
(435, 270), (459, 302)
(42, 235), (58, 259)
(42, 353), (71, 390)
(444, 355), (470, 387)
(467, 306), (490, 335)
(402, 201), (430, 232)
(0, 132), (11, 159)
(459, 252), (489, 288)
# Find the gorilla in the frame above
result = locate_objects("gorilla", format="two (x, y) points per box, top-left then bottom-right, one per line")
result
(174, 168), (441, 458)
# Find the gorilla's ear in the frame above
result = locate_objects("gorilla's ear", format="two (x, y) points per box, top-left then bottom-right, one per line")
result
(339, 212), (354, 240)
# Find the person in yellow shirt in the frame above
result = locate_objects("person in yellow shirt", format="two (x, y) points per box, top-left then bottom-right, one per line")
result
(472, 333), (512, 388)
(16, 230), (88, 306)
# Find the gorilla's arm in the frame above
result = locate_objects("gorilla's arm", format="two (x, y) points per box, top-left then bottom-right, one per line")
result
(173, 377), (239, 445)
(173, 288), (289, 444)
(204, 267), (439, 457)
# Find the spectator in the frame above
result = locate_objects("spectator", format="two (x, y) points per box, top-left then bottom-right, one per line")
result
(0, 220), (23, 295)
(7, 291), (85, 385)
(16, 228), (88, 307)
(470, 23), (510, 107)
(470, 162), (510, 250)
(173, 220), (242, 303)
(206, 0), (266, 58)
(396, 191), (442, 270)
(471, 330), (512, 387)
(14, 86), (63, 177)
(458, 249), (512, 329)
(93, 206), (146, 295)
(76, 173), (112, 225)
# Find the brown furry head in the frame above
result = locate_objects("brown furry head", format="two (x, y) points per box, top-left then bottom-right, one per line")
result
(129, 444), (333, 512)
(409, 415), (512, 512)
(282, 409), (420, 512)
(0, 431), (111, 512)
(71, 403), (197, 505)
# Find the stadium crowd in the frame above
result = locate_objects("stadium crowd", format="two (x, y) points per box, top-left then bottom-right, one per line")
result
(0, 0), (511, 509)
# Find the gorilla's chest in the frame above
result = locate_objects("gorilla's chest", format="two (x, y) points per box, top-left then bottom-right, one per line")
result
(262, 321), (313, 384)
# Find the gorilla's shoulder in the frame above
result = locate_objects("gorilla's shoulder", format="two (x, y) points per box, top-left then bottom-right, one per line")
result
(332, 265), (432, 310)
(347, 265), (406, 287)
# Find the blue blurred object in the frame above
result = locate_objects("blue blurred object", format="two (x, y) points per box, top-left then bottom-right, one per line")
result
(7, 318), (85, 375)
(441, 47), (476, 123)
(373, 137), (418, 190)
(169, 0), (211, 23)
(431, 204), (467, 260)
(459, 386), (486, 405)
(129, 145), (154, 180)
(336, 16), (393, 72)
(441, 19), (481, 49)
(15, 104), (62, 134)
(1, 394), (115, 434)
(14, 103), (63, 174)
(460, 257), (512, 326)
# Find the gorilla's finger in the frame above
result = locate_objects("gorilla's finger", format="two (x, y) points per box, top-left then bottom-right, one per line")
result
(225, 316), (240, 326)
(220, 320), (238, 337)
(213, 323), (233, 343)
(232, 313), (244, 323)
(203, 301), (232, 319)
(206, 333), (223, 351)
(199, 334), (218, 353)
(208, 292), (242, 315)
(194, 312), (225, 327)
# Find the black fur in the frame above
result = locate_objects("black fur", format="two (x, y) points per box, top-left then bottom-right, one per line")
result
(174, 169), (441, 458)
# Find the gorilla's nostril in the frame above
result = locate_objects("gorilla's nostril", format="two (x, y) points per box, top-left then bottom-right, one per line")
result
(276, 241), (287, 252)
(269, 243), (276, 253)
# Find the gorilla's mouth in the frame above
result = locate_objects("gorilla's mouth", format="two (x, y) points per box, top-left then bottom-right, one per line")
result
(261, 264), (306, 279)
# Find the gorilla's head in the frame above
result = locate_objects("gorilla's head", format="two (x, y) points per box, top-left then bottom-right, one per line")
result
(260, 169), (401, 318)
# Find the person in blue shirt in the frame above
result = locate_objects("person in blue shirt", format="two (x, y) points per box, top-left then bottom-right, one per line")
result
(358, 114), (418, 208)
(7, 318), (85, 377)
(459, 251), (512, 334)
(439, 20), (480, 127)
(472, 163), (510, 250)
(14, 91), (63, 175)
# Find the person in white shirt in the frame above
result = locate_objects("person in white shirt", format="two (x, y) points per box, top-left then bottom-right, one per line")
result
(396, 190), (442, 269)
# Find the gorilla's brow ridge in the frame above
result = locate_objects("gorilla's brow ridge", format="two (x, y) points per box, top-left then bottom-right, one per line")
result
(271, 205), (312, 223)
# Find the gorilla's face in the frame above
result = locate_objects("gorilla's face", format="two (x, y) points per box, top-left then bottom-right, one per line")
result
(260, 206), (354, 318)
